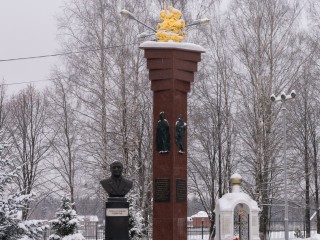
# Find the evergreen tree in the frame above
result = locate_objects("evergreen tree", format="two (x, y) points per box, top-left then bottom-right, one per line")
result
(0, 146), (46, 240)
(49, 196), (84, 240)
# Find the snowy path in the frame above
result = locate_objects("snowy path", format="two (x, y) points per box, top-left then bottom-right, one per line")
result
(269, 230), (318, 240)
(186, 231), (319, 240)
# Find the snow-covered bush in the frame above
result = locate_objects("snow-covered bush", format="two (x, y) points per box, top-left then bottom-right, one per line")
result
(18, 220), (49, 240)
(0, 153), (46, 240)
(49, 195), (84, 240)
(128, 192), (145, 240)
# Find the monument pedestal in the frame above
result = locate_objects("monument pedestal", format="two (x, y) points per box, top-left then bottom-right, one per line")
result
(140, 41), (205, 240)
(105, 197), (129, 240)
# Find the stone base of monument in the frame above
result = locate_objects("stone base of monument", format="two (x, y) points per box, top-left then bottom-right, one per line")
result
(105, 197), (129, 240)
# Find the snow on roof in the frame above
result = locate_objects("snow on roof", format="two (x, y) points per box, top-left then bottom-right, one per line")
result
(230, 173), (242, 180)
(191, 211), (208, 218)
(140, 41), (206, 53)
(216, 192), (260, 212)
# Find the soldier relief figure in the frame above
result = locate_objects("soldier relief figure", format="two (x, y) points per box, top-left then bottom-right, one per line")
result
(100, 161), (133, 197)
(156, 112), (170, 153)
(175, 115), (187, 154)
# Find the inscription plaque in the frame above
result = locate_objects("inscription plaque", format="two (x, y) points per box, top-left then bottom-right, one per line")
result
(155, 178), (170, 202)
(176, 178), (187, 202)
(106, 208), (129, 217)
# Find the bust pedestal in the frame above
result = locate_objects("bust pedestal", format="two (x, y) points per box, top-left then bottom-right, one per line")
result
(105, 197), (129, 240)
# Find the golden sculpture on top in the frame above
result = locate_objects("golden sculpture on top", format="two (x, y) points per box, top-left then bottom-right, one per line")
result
(156, 5), (186, 42)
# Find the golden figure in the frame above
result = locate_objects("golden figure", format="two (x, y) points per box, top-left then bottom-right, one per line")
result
(156, 5), (186, 42)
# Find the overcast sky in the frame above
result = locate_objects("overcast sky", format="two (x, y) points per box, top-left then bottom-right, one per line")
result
(0, 0), (64, 94)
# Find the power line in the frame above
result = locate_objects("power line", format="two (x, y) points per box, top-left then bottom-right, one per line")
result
(0, 42), (141, 86)
(1, 78), (53, 86)
(0, 42), (139, 62)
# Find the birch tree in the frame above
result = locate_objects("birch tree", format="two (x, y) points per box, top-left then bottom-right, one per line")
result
(306, 1), (320, 233)
(47, 74), (81, 206)
(56, 0), (153, 232)
(290, 65), (313, 237)
(228, 0), (302, 238)
(188, 2), (236, 238)
(6, 86), (51, 220)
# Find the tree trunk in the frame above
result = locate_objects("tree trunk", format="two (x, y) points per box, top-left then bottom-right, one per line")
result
(304, 98), (311, 238)
(312, 130), (320, 233)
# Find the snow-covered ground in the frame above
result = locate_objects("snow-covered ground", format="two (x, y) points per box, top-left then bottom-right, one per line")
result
(269, 231), (320, 240)
(187, 232), (320, 240)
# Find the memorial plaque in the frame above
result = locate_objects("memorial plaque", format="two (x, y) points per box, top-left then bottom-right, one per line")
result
(176, 178), (187, 202)
(106, 208), (129, 217)
(155, 178), (170, 202)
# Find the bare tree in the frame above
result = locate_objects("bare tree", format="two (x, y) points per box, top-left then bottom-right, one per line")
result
(188, 2), (236, 238)
(0, 82), (7, 130)
(290, 35), (320, 235)
(55, 0), (154, 232)
(46, 73), (81, 206)
(290, 66), (313, 237)
(306, 1), (320, 233)
(227, 0), (303, 238)
(6, 85), (51, 220)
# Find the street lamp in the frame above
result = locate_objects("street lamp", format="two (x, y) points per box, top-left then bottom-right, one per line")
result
(270, 89), (296, 240)
(186, 18), (210, 28)
(120, 9), (156, 33)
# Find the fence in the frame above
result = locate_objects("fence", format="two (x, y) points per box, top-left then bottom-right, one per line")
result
(43, 222), (105, 240)
(78, 222), (104, 240)
(188, 226), (210, 240)
(43, 223), (210, 240)
(43, 221), (318, 240)
(268, 221), (318, 239)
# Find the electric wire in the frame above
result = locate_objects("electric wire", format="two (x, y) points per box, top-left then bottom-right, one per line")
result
(0, 78), (55, 87)
(0, 42), (139, 62)
(0, 41), (140, 86)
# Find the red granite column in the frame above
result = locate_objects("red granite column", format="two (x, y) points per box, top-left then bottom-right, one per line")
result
(140, 42), (204, 240)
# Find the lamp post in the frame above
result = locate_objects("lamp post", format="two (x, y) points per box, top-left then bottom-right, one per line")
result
(120, 9), (156, 33)
(270, 90), (296, 240)
(186, 18), (210, 28)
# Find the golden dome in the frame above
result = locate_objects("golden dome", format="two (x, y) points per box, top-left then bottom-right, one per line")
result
(230, 173), (242, 184)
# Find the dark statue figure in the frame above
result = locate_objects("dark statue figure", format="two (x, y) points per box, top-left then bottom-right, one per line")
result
(175, 115), (187, 154)
(100, 161), (133, 197)
(156, 112), (170, 153)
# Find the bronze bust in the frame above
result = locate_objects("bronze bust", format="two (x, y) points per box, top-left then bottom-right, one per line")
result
(100, 161), (133, 197)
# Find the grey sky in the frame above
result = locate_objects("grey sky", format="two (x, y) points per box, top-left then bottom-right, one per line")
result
(0, 0), (64, 94)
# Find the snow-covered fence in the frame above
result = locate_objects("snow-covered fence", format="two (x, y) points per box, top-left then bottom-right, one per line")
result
(42, 221), (104, 240)
(78, 221), (104, 240)
(41, 220), (316, 240)
(269, 220), (318, 238)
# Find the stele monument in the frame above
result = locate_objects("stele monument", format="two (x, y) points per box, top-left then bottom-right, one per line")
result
(140, 5), (206, 240)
